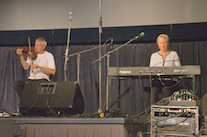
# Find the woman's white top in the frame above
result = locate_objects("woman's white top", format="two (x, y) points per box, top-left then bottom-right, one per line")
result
(149, 51), (181, 67)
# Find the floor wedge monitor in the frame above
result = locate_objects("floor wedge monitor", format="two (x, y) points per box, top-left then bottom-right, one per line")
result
(19, 80), (85, 116)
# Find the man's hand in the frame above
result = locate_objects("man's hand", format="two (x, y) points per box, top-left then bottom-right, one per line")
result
(16, 48), (23, 56)
(16, 48), (30, 70)
(31, 64), (56, 75)
(31, 64), (38, 71)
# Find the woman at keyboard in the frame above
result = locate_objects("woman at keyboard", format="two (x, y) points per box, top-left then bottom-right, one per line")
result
(149, 34), (181, 104)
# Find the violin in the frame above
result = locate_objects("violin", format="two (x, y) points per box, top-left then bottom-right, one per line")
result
(10, 47), (37, 60)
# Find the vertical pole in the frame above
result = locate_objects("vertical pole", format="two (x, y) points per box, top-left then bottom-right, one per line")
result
(98, 0), (103, 113)
(118, 78), (121, 109)
(77, 54), (81, 84)
(192, 75), (195, 94)
(64, 12), (73, 81)
(106, 54), (110, 111)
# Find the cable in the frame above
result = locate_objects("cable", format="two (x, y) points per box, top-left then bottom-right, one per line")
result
(19, 83), (41, 115)
(129, 105), (151, 125)
(104, 77), (132, 111)
(139, 74), (146, 110)
(149, 74), (153, 89)
(42, 84), (51, 110)
(158, 75), (185, 88)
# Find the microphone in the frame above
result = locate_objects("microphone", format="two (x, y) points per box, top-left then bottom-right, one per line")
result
(110, 38), (113, 44)
(135, 32), (145, 39)
(110, 38), (113, 49)
(69, 12), (73, 20)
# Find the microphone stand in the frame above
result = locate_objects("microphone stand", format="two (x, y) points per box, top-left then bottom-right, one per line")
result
(64, 12), (73, 82)
(106, 53), (110, 111)
(98, 0), (103, 113)
(93, 34), (143, 63)
(77, 53), (80, 84)
(93, 34), (144, 111)
(67, 38), (112, 58)
(67, 38), (113, 84)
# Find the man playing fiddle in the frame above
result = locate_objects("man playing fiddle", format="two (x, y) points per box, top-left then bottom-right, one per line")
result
(13, 37), (56, 101)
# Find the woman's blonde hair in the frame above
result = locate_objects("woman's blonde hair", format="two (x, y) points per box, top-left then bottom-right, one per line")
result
(156, 34), (170, 44)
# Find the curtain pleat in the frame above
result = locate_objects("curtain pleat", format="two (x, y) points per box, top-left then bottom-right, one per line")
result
(0, 41), (206, 115)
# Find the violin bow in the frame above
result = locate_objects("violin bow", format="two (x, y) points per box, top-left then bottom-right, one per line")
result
(28, 37), (35, 78)
(28, 37), (32, 60)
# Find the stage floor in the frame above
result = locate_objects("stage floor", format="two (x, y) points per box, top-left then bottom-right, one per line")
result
(0, 117), (146, 137)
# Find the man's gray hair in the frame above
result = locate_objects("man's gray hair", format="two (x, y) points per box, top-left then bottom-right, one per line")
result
(36, 37), (47, 47)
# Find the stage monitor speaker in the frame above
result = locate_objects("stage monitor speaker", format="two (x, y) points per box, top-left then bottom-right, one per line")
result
(19, 80), (85, 116)
(198, 93), (207, 116)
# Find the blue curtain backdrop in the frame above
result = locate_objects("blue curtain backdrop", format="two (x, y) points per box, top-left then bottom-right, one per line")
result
(0, 41), (206, 115)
